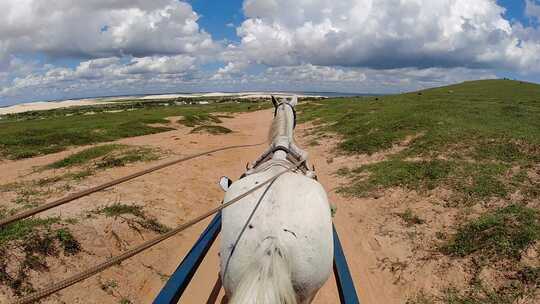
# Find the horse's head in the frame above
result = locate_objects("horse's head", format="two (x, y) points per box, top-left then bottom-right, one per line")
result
(271, 95), (297, 129)
(271, 95), (298, 110)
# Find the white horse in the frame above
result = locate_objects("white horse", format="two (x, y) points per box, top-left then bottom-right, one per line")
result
(219, 96), (333, 304)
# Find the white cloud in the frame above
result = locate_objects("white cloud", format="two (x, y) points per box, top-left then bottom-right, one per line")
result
(211, 61), (250, 80)
(208, 63), (495, 94)
(236, 0), (540, 71)
(0, 0), (216, 63)
(0, 55), (201, 101)
(264, 64), (367, 82)
(526, 0), (540, 21)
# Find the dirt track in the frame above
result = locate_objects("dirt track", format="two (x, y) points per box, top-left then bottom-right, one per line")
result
(0, 109), (464, 303)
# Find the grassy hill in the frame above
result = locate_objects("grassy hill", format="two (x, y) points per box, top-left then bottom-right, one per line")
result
(299, 79), (540, 303)
(299, 80), (540, 199)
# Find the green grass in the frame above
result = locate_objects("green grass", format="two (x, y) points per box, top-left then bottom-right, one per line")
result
(407, 266), (540, 304)
(95, 203), (170, 234)
(178, 113), (222, 127)
(300, 80), (540, 201)
(100, 204), (145, 218)
(0, 217), (60, 246)
(406, 291), (435, 304)
(55, 228), (81, 255)
(442, 205), (540, 260)
(452, 163), (509, 199)
(44, 144), (160, 172)
(100, 279), (118, 295)
(0, 168), (96, 212)
(0, 215), (81, 295)
(190, 125), (233, 135)
(95, 146), (159, 169)
(300, 80), (540, 157)
(0, 101), (264, 159)
(47, 144), (125, 168)
(65, 169), (94, 180)
(340, 159), (453, 196)
(398, 208), (425, 226)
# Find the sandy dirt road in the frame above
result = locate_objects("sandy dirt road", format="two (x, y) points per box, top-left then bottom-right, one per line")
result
(1, 108), (460, 304)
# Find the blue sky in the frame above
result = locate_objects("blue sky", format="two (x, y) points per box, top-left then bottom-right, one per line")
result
(1, 0), (540, 106)
(189, 0), (245, 42)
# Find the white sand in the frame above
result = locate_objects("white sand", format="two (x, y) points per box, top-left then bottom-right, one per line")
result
(0, 100), (119, 115)
(0, 92), (325, 115)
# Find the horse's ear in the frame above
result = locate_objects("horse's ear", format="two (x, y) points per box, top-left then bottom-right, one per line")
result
(289, 95), (298, 107)
(271, 95), (278, 108)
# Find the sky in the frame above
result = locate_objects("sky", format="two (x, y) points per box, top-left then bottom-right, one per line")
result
(1, 0), (540, 106)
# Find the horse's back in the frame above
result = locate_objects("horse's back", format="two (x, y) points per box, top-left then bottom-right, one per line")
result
(220, 169), (333, 299)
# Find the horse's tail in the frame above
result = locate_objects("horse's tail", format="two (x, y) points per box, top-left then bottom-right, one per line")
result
(230, 237), (297, 304)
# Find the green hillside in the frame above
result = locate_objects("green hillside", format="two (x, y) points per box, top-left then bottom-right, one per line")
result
(300, 80), (540, 199)
(301, 79), (540, 156)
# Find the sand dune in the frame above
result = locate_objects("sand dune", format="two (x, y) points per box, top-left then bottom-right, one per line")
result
(0, 92), (324, 116)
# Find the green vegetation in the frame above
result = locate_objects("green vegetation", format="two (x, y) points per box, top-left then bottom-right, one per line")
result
(405, 291), (435, 304)
(65, 169), (94, 180)
(179, 113), (235, 134)
(397, 208), (425, 226)
(407, 265), (540, 304)
(0, 214), (80, 295)
(55, 228), (81, 255)
(95, 203), (170, 234)
(452, 163), (509, 200)
(300, 80), (540, 202)
(301, 80), (540, 157)
(178, 113), (222, 127)
(100, 279), (118, 295)
(0, 217), (60, 246)
(340, 159), (452, 196)
(442, 268), (540, 304)
(45, 144), (159, 171)
(1, 145), (152, 210)
(0, 101), (264, 159)
(100, 203), (145, 218)
(47, 144), (125, 168)
(442, 205), (540, 260)
(0, 167), (98, 212)
(95, 146), (159, 169)
(443, 287), (514, 304)
(190, 125), (233, 135)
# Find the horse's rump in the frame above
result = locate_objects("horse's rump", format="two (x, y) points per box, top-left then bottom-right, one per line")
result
(220, 170), (333, 303)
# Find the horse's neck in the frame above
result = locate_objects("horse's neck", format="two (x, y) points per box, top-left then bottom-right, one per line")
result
(247, 101), (311, 175)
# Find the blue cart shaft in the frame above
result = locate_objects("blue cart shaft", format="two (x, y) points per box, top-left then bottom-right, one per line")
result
(333, 224), (360, 304)
(153, 213), (222, 304)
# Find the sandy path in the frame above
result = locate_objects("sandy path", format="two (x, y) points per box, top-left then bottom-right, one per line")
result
(0, 108), (446, 304)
